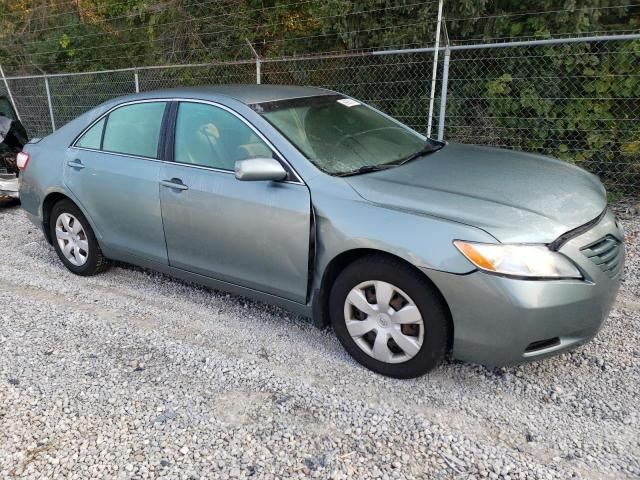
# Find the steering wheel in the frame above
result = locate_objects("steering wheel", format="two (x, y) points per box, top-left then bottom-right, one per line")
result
(331, 126), (408, 157)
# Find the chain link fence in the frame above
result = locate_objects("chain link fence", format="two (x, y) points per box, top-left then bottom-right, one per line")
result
(444, 38), (639, 194)
(1, 35), (638, 195)
(262, 52), (436, 135)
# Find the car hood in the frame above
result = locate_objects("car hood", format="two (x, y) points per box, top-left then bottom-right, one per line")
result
(344, 143), (607, 243)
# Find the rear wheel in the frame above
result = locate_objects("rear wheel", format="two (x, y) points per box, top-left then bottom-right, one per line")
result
(330, 255), (450, 378)
(50, 199), (110, 276)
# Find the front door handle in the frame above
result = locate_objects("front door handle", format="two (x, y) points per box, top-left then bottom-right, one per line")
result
(160, 179), (189, 191)
(67, 159), (85, 170)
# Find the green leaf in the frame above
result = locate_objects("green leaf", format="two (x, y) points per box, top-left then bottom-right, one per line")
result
(59, 34), (70, 49)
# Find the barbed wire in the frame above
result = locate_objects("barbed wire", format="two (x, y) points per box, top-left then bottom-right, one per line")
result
(12, 0), (438, 52)
(1, 1), (638, 74)
(0, 0), (312, 26)
(446, 2), (640, 44)
(449, 28), (640, 45)
(8, 0), (438, 40)
(445, 3), (639, 23)
(1, 0), (440, 73)
(3, 3), (441, 73)
(28, 20), (437, 71)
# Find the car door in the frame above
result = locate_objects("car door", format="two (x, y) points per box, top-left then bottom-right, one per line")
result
(64, 101), (169, 263)
(159, 101), (311, 303)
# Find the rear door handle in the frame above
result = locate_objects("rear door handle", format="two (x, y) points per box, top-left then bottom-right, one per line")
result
(67, 159), (85, 169)
(160, 179), (189, 191)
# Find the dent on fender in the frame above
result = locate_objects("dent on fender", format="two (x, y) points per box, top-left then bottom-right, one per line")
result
(310, 189), (491, 279)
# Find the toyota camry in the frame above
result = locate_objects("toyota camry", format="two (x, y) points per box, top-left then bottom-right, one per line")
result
(18, 85), (624, 378)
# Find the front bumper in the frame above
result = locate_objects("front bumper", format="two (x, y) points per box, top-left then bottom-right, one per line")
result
(0, 174), (19, 199)
(426, 209), (624, 367)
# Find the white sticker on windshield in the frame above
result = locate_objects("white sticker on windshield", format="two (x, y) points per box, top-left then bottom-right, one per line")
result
(337, 98), (361, 107)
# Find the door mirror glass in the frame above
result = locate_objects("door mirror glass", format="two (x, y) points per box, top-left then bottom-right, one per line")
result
(234, 157), (287, 182)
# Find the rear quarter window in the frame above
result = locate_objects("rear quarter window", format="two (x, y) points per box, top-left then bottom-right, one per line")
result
(76, 118), (105, 149)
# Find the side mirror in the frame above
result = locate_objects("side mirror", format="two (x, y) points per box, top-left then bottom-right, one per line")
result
(234, 157), (288, 182)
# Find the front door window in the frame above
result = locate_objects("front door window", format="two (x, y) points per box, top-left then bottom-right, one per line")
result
(174, 102), (273, 170)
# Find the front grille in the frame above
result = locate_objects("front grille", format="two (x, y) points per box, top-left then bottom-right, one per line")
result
(581, 235), (623, 277)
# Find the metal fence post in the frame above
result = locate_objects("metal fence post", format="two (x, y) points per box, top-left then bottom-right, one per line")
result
(256, 58), (262, 85)
(0, 64), (21, 121)
(437, 46), (450, 141)
(246, 39), (261, 84)
(134, 70), (140, 93)
(44, 76), (56, 132)
(426, 0), (444, 137)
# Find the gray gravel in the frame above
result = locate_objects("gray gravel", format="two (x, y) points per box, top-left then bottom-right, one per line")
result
(0, 198), (638, 479)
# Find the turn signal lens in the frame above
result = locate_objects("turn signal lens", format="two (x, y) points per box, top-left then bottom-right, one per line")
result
(453, 240), (582, 279)
(16, 151), (30, 170)
(453, 241), (496, 271)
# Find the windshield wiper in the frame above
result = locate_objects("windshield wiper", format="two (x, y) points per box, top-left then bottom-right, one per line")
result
(334, 140), (445, 177)
(394, 139), (445, 166)
(335, 164), (398, 177)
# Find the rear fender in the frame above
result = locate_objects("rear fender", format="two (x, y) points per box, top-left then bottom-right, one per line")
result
(40, 186), (104, 245)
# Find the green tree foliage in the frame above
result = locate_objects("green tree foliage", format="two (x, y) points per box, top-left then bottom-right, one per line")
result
(444, 39), (640, 190)
(1, 0), (637, 72)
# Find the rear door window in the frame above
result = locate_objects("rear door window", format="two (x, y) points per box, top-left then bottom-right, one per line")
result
(102, 102), (167, 158)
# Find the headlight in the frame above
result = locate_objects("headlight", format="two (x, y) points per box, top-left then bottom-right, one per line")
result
(453, 241), (582, 279)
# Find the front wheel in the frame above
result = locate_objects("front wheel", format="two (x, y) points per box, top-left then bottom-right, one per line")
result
(50, 199), (110, 276)
(330, 255), (450, 378)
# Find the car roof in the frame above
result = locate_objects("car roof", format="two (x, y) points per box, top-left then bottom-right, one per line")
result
(127, 84), (334, 105)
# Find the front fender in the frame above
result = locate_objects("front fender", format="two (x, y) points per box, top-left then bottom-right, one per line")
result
(311, 188), (497, 287)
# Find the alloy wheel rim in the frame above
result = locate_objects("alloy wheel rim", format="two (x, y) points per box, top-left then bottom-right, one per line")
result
(55, 213), (89, 267)
(344, 280), (424, 364)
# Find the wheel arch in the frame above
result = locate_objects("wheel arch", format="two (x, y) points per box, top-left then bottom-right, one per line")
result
(42, 192), (71, 243)
(313, 248), (454, 351)
(41, 191), (99, 245)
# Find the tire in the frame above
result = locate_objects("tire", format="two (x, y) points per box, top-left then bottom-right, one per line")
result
(49, 199), (110, 276)
(330, 255), (450, 378)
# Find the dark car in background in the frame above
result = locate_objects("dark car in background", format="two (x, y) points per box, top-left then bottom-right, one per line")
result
(0, 95), (28, 199)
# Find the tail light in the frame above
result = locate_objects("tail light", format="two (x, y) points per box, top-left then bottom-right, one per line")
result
(16, 151), (30, 170)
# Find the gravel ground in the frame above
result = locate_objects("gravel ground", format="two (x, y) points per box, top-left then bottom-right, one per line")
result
(0, 198), (638, 479)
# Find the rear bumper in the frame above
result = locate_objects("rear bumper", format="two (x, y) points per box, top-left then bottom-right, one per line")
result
(0, 175), (19, 199)
(426, 210), (624, 367)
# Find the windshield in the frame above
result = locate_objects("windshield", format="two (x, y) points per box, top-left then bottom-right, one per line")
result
(252, 95), (428, 175)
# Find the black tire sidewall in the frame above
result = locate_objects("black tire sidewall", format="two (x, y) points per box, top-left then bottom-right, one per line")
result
(49, 200), (102, 276)
(330, 256), (450, 379)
